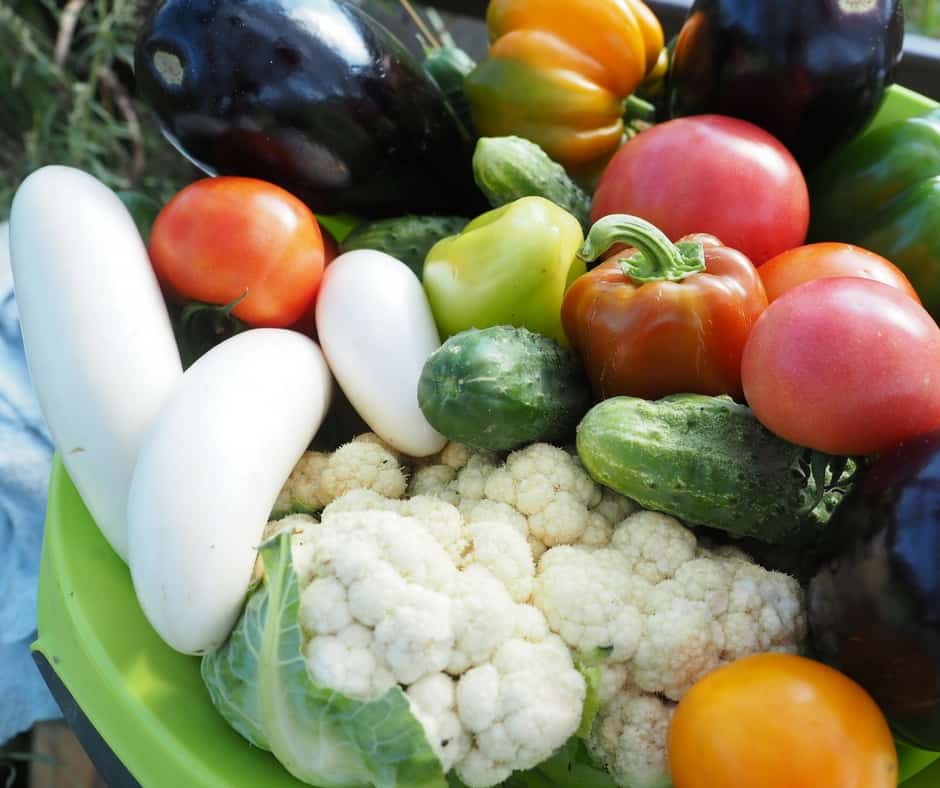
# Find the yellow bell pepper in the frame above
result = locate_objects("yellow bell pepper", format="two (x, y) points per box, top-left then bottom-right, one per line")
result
(423, 196), (585, 346)
(465, 0), (664, 180)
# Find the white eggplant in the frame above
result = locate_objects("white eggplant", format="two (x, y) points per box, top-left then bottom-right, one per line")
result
(127, 329), (331, 655)
(315, 250), (446, 457)
(9, 166), (182, 561)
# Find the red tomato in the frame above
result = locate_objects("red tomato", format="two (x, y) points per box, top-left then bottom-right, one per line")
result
(591, 115), (809, 265)
(149, 177), (325, 327)
(760, 242), (921, 304)
(742, 277), (940, 455)
(668, 654), (898, 788)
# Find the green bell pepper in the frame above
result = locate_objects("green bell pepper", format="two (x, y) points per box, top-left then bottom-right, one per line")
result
(809, 108), (940, 318)
(422, 196), (585, 346)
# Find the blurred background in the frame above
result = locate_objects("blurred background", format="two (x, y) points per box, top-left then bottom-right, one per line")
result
(0, 0), (938, 786)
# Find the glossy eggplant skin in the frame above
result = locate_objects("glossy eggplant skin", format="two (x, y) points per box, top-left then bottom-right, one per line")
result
(808, 432), (940, 751)
(665, 0), (905, 169)
(134, 0), (485, 218)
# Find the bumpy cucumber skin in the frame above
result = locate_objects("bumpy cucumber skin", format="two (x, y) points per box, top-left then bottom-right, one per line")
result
(419, 326), (592, 451)
(340, 215), (468, 278)
(576, 394), (837, 545)
(472, 137), (592, 230)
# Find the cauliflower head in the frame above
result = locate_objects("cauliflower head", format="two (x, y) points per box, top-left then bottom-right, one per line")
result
(243, 437), (809, 788)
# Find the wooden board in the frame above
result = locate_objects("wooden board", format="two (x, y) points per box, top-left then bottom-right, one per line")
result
(29, 722), (106, 788)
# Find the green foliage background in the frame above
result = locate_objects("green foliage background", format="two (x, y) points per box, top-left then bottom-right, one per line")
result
(1, 0), (938, 220)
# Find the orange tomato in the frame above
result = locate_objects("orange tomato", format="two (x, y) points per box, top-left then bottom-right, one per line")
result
(149, 177), (325, 327)
(759, 242), (921, 304)
(668, 653), (897, 788)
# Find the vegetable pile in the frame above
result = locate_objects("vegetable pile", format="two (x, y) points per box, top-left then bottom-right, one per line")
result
(8, 0), (940, 787)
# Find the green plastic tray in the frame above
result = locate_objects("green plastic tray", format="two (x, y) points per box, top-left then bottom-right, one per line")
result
(33, 83), (940, 787)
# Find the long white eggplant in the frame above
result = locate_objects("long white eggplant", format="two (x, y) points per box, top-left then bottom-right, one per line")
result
(127, 329), (331, 655)
(316, 250), (446, 457)
(9, 166), (183, 561)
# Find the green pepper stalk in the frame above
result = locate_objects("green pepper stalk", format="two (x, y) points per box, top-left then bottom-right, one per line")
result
(578, 214), (706, 283)
(423, 196), (585, 346)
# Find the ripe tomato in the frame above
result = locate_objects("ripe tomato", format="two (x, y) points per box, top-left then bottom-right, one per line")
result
(591, 115), (809, 265)
(742, 277), (940, 455)
(149, 177), (325, 327)
(668, 653), (897, 788)
(760, 242), (920, 304)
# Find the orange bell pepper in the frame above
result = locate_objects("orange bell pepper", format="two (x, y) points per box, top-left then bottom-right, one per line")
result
(465, 0), (664, 180)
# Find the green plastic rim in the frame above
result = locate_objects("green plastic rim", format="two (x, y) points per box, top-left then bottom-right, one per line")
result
(33, 83), (940, 788)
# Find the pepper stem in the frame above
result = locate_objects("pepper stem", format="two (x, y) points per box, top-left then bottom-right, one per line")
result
(577, 215), (706, 283)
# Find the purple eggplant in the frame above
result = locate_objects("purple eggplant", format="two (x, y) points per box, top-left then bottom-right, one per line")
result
(134, 0), (485, 218)
(808, 432), (940, 750)
(665, 0), (905, 169)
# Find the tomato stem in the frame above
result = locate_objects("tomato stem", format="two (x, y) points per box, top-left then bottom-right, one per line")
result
(578, 214), (706, 283)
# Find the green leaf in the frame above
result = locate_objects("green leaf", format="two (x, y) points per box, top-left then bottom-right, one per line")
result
(201, 533), (447, 788)
(532, 739), (618, 788)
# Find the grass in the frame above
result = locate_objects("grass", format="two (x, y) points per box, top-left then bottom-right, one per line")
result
(907, 0), (940, 38)
(0, 0), (191, 220)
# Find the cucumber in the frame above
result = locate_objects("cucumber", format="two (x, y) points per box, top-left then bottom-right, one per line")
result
(576, 394), (857, 545)
(423, 45), (477, 138)
(340, 215), (468, 279)
(418, 326), (592, 451)
(472, 137), (593, 230)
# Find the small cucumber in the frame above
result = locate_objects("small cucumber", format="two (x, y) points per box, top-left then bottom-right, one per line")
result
(424, 44), (477, 138)
(576, 394), (856, 545)
(340, 215), (468, 278)
(472, 136), (593, 230)
(418, 326), (592, 451)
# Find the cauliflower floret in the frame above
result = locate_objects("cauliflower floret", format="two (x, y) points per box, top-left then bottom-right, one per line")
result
(587, 686), (676, 788)
(533, 546), (647, 661)
(273, 438), (408, 518)
(351, 431), (405, 460)
(512, 604), (550, 642)
(375, 586), (454, 684)
(455, 635), (586, 788)
(323, 491), (470, 565)
(272, 451), (330, 516)
(631, 594), (724, 700)
(303, 624), (396, 699)
(464, 521), (535, 603)
(611, 511), (698, 584)
(719, 558), (807, 660)
(415, 442), (635, 555)
(407, 673), (472, 772)
(459, 499), (528, 539)
(319, 441), (408, 502)
(321, 488), (398, 518)
(409, 463), (460, 503)
(484, 444), (601, 546)
(438, 442), (479, 470)
(399, 496), (470, 565)
(448, 565), (516, 674)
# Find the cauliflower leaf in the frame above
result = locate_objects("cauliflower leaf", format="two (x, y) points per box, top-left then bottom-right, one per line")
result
(202, 533), (447, 788)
